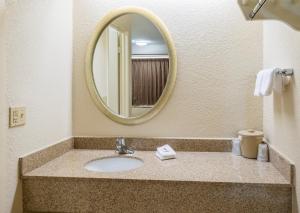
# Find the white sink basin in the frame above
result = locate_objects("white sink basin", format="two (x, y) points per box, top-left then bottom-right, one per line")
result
(84, 156), (144, 173)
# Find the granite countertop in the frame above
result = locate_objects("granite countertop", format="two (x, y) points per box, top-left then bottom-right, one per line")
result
(22, 150), (290, 186)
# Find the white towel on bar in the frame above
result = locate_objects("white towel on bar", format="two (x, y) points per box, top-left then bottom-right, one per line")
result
(260, 68), (275, 96)
(254, 68), (276, 96)
(254, 70), (264, 96)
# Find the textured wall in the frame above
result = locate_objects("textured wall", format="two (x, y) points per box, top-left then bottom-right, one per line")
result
(0, 1), (7, 212)
(263, 21), (300, 212)
(0, 0), (73, 212)
(73, 0), (263, 137)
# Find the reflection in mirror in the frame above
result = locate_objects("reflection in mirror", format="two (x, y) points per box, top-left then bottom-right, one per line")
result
(93, 14), (169, 118)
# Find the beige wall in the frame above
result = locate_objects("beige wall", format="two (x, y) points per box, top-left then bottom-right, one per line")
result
(263, 21), (300, 212)
(0, 0), (7, 211)
(0, 1), (266, 212)
(73, 0), (263, 137)
(0, 0), (73, 212)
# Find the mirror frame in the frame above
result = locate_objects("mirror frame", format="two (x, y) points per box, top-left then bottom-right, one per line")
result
(85, 7), (177, 125)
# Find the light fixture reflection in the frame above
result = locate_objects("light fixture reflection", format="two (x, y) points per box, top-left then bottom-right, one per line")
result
(132, 40), (150, 46)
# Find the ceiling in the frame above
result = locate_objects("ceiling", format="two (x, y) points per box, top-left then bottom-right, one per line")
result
(112, 14), (168, 55)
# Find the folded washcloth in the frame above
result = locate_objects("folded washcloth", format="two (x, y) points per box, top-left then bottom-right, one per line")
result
(254, 68), (278, 96)
(156, 144), (176, 160)
(254, 70), (264, 96)
(260, 68), (275, 96)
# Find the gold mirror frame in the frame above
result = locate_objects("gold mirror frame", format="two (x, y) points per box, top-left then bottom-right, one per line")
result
(85, 7), (177, 125)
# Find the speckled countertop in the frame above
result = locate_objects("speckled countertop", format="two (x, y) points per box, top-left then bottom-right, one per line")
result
(22, 150), (290, 186)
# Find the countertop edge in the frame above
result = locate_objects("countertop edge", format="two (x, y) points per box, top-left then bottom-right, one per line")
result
(21, 175), (292, 187)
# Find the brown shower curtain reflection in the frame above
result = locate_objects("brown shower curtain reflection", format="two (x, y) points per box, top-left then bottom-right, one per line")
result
(132, 58), (169, 106)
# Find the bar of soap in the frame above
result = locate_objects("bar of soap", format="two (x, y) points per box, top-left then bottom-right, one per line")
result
(156, 144), (176, 160)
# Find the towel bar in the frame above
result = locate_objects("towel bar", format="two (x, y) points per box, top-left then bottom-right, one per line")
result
(276, 68), (294, 77)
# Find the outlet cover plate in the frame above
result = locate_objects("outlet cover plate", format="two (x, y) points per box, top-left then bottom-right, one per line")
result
(9, 107), (26, 128)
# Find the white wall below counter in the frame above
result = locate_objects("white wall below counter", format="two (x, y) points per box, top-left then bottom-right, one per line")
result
(73, 0), (263, 137)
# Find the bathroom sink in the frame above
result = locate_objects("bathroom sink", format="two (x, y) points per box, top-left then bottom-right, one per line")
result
(84, 156), (144, 172)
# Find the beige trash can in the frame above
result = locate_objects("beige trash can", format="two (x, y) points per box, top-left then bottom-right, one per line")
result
(238, 129), (264, 159)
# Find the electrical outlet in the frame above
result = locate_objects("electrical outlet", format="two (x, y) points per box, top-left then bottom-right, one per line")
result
(9, 107), (26, 128)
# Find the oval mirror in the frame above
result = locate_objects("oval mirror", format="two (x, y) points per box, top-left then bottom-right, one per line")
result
(85, 7), (177, 125)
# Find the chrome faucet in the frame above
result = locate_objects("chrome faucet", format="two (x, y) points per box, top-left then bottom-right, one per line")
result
(115, 137), (135, 154)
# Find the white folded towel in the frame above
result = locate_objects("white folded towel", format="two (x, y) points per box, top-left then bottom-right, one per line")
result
(260, 68), (275, 96)
(254, 70), (264, 96)
(156, 144), (176, 160)
(254, 68), (279, 96)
